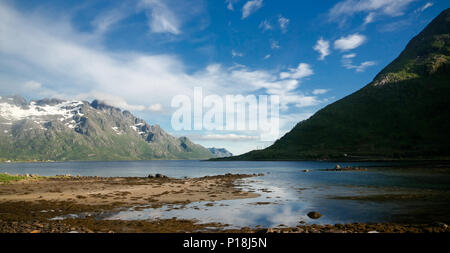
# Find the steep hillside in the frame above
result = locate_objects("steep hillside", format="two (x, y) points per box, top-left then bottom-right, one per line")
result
(225, 8), (450, 161)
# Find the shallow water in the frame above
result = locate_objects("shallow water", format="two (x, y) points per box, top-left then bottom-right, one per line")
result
(2, 160), (450, 227)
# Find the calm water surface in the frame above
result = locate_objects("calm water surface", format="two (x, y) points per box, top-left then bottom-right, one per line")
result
(1, 160), (450, 228)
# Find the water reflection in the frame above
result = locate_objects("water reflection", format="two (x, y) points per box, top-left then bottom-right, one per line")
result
(2, 160), (450, 226)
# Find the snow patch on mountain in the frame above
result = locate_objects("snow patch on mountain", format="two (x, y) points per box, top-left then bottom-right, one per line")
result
(0, 100), (84, 122)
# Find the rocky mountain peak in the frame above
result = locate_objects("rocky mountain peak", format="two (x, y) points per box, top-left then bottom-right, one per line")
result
(0, 95), (218, 161)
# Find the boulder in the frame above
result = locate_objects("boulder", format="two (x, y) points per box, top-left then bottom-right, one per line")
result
(307, 211), (323, 219)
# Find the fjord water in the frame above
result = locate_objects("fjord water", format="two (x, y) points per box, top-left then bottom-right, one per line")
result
(1, 160), (450, 228)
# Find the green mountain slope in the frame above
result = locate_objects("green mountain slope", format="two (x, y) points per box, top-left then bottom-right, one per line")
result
(225, 8), (450, 161)
(0, 97), (215, 161)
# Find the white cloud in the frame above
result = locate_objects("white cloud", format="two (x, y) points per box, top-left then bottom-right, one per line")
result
(191, 133), (259, 141)
(342, 53), (356, 58)
(242, 0), (263, 19)
(231, 50), (244, 58)
(225, 0), (238, 11)
(139, 0), (181, 35)
(341, 55), (375, 72)
(363, 12), (376, 25)
(23, 81), (42, 90)
(418, 2), (433, 12)
(148, 103), (163, 112)
(0, 2), (324, 127)
(278, 15), (290, 33)
(270, 40), (280, 49)
(329, 0), (416, 23)
(280, 63), (313, 80)
(313, 38), (330, 60)
(76, 92), (147, 111)
(91, 6), (131, 34)
(264, 54), (271, 60)
(259, 20), (272, 31)
(312, 89), (329, 95)
(334, 33), (367, 51)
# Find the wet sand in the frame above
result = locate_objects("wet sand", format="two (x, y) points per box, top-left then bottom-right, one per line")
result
(0, 174), (259, 206)
(0, 174), (260, 232)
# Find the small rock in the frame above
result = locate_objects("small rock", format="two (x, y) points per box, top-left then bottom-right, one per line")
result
(367, 231), (379, 233)
(335, 165), (341, 170)
(30, 230), (41, 233)
(302, 169), (309, 173)
(307, 211), (323, 219)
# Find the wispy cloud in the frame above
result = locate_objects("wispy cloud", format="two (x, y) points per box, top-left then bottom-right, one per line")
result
(363, 12), (375, 25)
(23, 81), (42, 90)
(278, 15), (290, 33)
(225, 0), (239, 11)
(148, 103), (163, 112)
(341, 54), (375, 72)
(379, 2), (433, 33)
(190, 133), (259, 141)
(264, 54), (271, 60)
(231, 50), (244, 58)
(259, 20), (272, 31)
(139, 0), (181, 35)
(242, 0), (263, 19)
(329, 0), (416, 25)
(91, 5), (132, 34)
(312, 89), (329, 95)
(0, 3), (322, 115)
(417, 2), (433, 12)
(270, 40), (280, 49)
(313, 38), (330, 60)
(280, 63), (313, 80)
(334, 33), (367, 51)
(343, 53), (356, 58)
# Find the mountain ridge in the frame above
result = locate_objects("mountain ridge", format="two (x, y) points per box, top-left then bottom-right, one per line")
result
(0, 95), (217, 161)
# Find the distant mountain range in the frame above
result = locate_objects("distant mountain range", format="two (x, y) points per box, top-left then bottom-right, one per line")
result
(220, 8), (450, 161)
(0, 96), (229, 161)
(208, 148), (233, 158)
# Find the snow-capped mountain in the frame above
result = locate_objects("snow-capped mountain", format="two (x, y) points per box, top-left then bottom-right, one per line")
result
(0, 95), (215, 161)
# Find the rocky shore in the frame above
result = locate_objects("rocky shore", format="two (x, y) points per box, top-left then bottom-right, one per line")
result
(1, 217), (449, 233)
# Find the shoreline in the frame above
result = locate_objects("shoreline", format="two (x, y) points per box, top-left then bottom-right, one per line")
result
(1, 174), (449, 233)
(3, 158), (450, 164)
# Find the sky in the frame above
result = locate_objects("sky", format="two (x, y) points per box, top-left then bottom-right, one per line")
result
(0, 0), (448, 155)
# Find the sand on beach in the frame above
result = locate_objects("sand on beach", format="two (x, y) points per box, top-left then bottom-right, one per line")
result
(0, 174), (259, 206)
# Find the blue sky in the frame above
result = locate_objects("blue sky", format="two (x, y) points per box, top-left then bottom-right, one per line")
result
(0, 0), (448, 155)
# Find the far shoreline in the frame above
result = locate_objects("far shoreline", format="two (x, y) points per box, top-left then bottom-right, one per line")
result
(2, 158), (450, 167)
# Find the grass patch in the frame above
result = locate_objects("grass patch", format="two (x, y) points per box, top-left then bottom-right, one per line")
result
(0, 173), (28, 183)
(0, 173), (44, 183)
